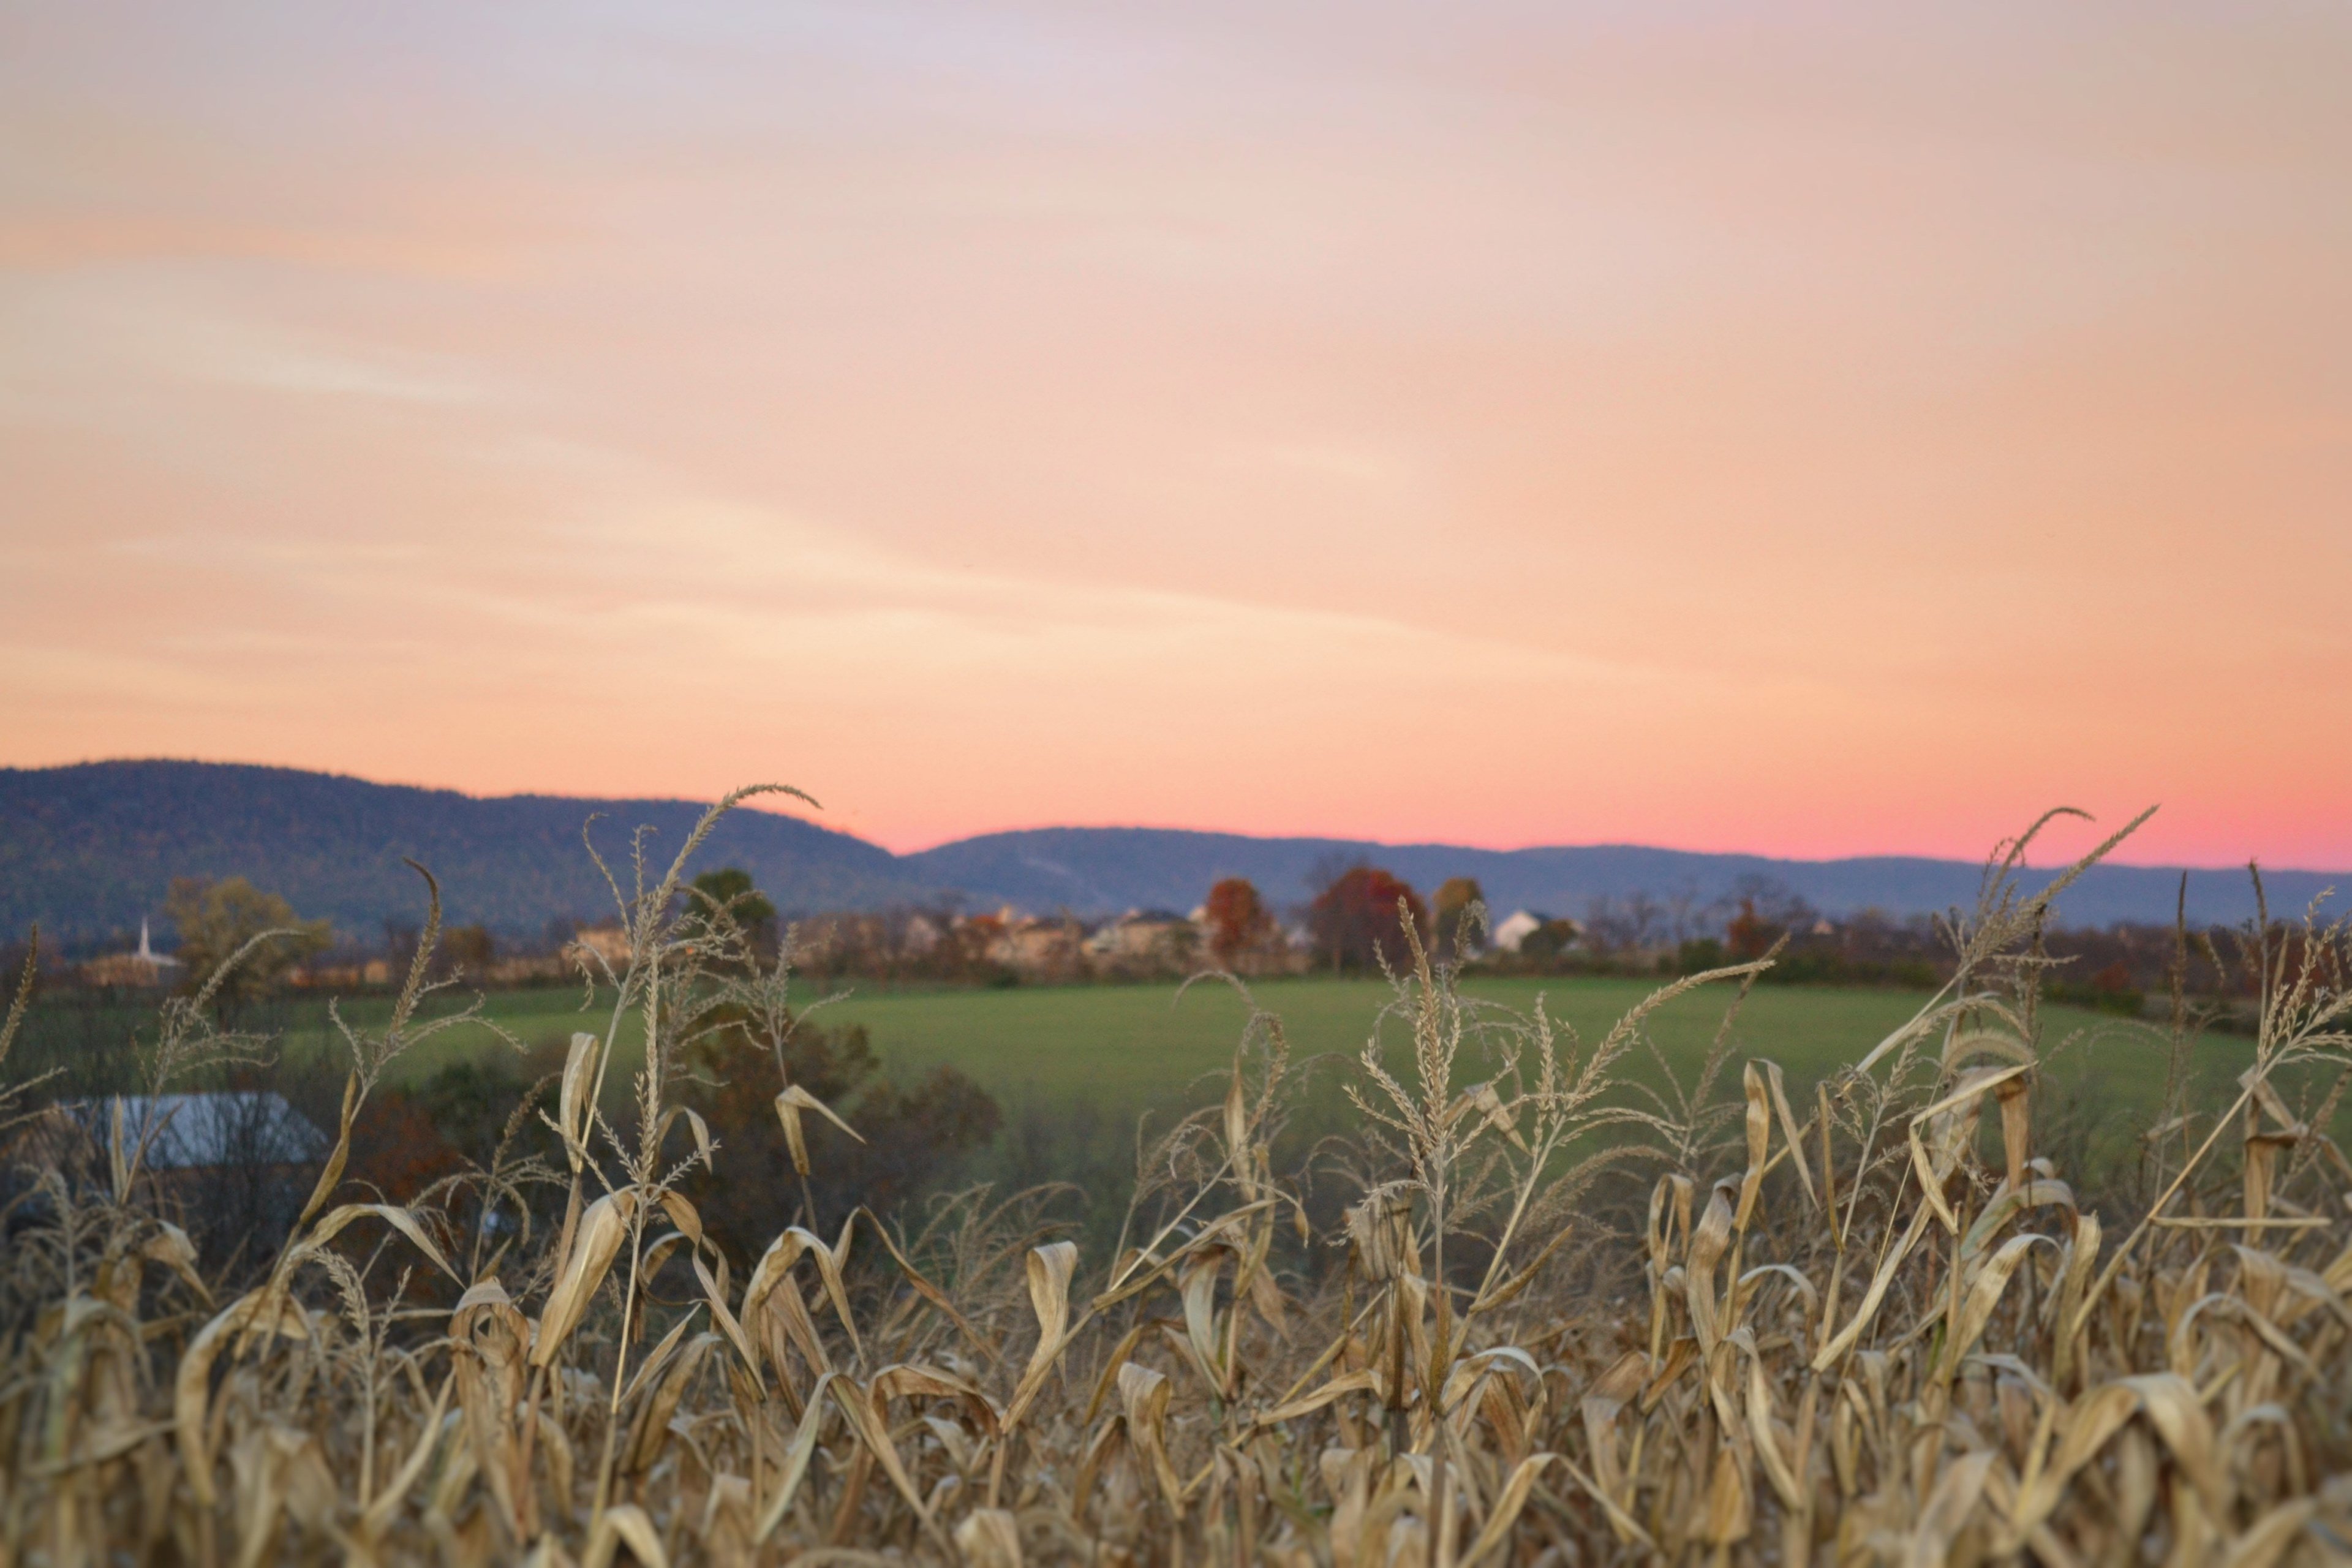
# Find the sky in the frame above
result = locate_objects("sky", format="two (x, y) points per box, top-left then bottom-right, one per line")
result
(2, 2), (2348, 867)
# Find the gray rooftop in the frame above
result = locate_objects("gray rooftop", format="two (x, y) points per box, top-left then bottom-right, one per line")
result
(56, 1093), (332, 1170)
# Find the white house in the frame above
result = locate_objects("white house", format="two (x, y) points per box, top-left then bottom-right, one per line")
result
(1489, 910), (1547, 954)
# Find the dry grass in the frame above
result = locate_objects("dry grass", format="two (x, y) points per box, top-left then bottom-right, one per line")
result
(5, 796), (2351, 1567)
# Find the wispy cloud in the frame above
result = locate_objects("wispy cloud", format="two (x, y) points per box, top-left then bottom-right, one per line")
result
(1, 278), (497, 410)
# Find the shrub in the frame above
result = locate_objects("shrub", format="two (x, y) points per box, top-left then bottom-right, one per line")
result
(678, 1016), (1000, 1259)
(1675, 934), (1727, 973)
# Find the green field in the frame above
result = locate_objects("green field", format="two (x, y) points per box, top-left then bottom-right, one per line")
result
(27, 975), (2281, 1186)
(768, 975), (2229, 1117)
(313, 972), (2253, 1144)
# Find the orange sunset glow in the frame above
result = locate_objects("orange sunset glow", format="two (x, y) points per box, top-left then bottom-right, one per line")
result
(3, 3), (2347, 866)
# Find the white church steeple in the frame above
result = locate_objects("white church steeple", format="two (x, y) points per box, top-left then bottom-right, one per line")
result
(135, 919), (181, 968)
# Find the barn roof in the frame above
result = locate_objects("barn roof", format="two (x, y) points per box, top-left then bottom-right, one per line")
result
(46, 1093), (332, 1170)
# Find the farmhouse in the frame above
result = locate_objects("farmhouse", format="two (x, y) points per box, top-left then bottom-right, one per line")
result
(1488, 910), (1547, 954)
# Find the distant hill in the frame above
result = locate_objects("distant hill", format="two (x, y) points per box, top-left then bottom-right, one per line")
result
(905, 827), (2342, 932)
(2, 761), (2339, 948)
(0, 761), (938, 948)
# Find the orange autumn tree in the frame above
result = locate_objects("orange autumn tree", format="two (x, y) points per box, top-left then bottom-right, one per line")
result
(1433, 875), (1485, 960)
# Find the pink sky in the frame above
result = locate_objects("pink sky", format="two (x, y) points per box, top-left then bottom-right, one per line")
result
(3, 3), (2348, 865)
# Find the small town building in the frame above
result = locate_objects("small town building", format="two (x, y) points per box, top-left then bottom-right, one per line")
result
(899, 913), (943, 956)
(78, 919), (183, 988)
(1084, 910), (1196, 963)
(567, 924), (633, 970)
(992, 916), (1085, 976)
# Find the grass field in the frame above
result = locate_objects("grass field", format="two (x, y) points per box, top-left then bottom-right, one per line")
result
(245, 971), (2268, 1166)
(26, 972), (2279, 1188)
(35, 971), (2222, 1111)
(745, 976), (2273, 1193)
(791, 973), (2221, 1109)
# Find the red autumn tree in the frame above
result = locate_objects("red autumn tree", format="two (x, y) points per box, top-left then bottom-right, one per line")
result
(1308, 867), (1428, 973)
(1725, 897), (1781, 961)
(1202, 877), (1275, 967)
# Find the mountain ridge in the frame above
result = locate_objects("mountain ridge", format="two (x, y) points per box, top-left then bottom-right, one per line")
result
(3, 760), (2338, 947)
(0, 760), (937, 948)
(902, 826), (2335, 934)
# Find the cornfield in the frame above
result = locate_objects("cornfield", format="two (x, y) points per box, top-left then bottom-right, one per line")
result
(5, 793), (2350, 1567)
